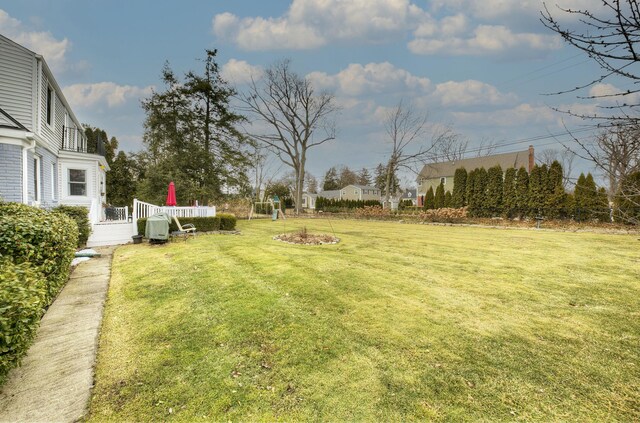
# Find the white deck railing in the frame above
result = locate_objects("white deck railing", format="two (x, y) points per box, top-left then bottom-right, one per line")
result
(132, 199), (216, 235)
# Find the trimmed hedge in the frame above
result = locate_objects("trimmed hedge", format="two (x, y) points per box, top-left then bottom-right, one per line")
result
(0, 202), (78, 301)
(53, 205), (91, 247)
(0, 202), (78, 384)
(0, 259), (46, 385)
(137, 214), (237, 236)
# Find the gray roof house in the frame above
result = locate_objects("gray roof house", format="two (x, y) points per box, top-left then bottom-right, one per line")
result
(0, 35), (139, 245)
(416, 147), (534, 207)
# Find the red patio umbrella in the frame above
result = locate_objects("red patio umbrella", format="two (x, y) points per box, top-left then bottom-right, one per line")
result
(166, 181), (177, 206)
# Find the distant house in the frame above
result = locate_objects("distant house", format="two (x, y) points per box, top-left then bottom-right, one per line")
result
(0, 34), (109, 223)
(339, 185), (381, 201)
(301, 192), (317, 209)
(400, 189), (417, 206)
(416, 147), (534, 207)
(316, 189), (340, 200)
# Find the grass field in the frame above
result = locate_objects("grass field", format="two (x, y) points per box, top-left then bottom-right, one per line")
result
(88, 219), (639, 421)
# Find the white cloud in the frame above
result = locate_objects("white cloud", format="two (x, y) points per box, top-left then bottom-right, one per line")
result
(212, 0), (428, 50)
(452, 103), (559, 127)
(430, 0), (604, 22)
(307, 62), (431, 96)
(434, 80), (517, 107)
(0, 9), (76, 73)
(221, 59), (263, 85)
(63, 82), (153, 108)
(589, 82), (640, 105)
(409, 24), (562, 56)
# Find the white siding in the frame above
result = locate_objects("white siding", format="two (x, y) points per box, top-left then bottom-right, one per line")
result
(0, 37), (35, 130)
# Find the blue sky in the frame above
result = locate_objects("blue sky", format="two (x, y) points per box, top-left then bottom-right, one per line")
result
(0, 0), (617, 185)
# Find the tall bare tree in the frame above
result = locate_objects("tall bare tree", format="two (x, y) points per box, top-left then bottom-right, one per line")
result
(541, 2), (640, 221)
(382, 101), (452, 206)
(539, 148), (576, 189)
(240, 60), (338, 214)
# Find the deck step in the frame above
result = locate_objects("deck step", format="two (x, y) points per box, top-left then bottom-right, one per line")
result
(87, 222), (134, 247)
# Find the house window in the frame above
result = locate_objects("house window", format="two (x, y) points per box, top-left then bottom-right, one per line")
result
(440, 177), (446, 185)
(341, 190), (345, 195)
(46, 87), (54, 126)
(33, 157), (41, 202)
(51, 163), (56, 200)
(302, 196), (307, 206)
(354, 189), (358, 195)
(69, 169), (86, 196)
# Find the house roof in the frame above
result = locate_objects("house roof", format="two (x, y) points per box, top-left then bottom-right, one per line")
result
(418, 149), (531, 180)
(0, 106), (27, 130)
(401, 189), (417, 199)
(318, 190), (340, 199)
(345, 184), (379, 191)
(303, 192), (318, 198)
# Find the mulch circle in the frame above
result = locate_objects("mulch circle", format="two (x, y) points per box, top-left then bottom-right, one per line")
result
(273, 233), (340, 245)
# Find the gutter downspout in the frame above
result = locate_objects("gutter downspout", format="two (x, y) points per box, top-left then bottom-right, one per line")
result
(22, 135), (36, 204)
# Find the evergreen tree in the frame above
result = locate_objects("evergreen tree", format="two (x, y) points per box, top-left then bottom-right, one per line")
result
(322, 167), (340, 190)
(107, 151), (136, 207)
(465, 169), (476, 211)
(356, 168), (372, 186)
(468, 167), (488, 217)
(434, 182), (445, 209)
(138, 50), (248, 205)
(444, 191), (452, 208)
(546, 161), (566, 218)
(425, 186), (435, 209)
(452, 167), (467, 208)
(486, 165), (503, 217)
(374, 164), (387, 190)
(515, 166), (529, 218)
(503, 167), (517, 218)
(596, 187), (611, 222)
(574, 173), (588, 221)
(528, 165), (546, 217)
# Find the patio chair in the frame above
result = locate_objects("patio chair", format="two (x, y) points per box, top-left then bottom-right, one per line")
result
(171, 216), (196, 240)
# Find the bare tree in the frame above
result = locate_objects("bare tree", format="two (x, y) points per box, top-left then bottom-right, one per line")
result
(541, 1), (640, 221)
(382, 101), (451, 206)
(541, 1), (640, 125)
(539, 148), (576, 188)
(595, 127), (640, 197)
(240, 60), (338, 214)
(250, 145), (282, 202)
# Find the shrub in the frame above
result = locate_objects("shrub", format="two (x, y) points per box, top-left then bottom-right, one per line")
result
(353, 206), (392, 218)
(53, 205), (91, 247)
(420, 207), (468, 222)
(218, 214), (237, 230)
(0, 259), (47, 384)
(137, 214), (237, 235)
(316, 198), (381, 212)
(0, 202), (78, 302)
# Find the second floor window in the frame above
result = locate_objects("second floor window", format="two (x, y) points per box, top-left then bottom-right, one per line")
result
(46, 87), (54, 125)
(69, 169), (86, 196)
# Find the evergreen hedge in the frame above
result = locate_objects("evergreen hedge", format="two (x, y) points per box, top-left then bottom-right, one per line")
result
(0, 203), (78, 301)
(0, 259), (46, 385)
(53, 205), (91, 247)
(315, 198), (381, 212)
(0, 202), (78, 384)
(136, 214), (237, 235)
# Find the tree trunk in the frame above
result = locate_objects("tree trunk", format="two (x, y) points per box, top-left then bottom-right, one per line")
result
(383, 158), (395, 208)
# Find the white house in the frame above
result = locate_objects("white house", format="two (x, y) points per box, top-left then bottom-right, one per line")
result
(0, 34), (109, 225)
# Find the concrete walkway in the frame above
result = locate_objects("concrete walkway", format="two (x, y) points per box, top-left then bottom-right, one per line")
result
(0, 246), (115, 423)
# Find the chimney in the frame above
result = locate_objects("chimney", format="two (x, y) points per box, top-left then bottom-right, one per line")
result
(528, 145), (534, 172)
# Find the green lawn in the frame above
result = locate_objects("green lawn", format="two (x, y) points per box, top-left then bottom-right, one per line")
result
(88, 219), (639, 421)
